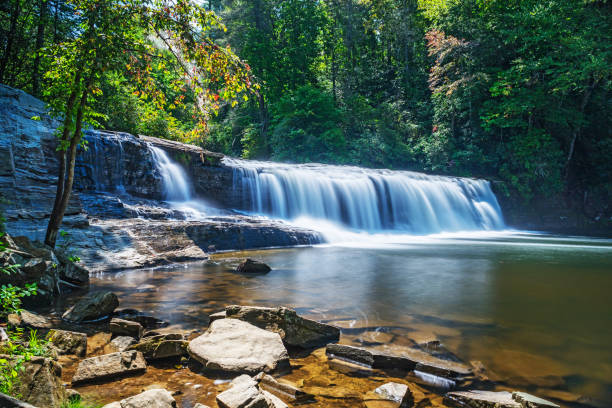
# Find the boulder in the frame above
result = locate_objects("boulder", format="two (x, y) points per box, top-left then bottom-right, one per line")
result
(364, 382), (414, 408)
(71, 350), (146, 384)
(46, 329), (87, 356)
(54, 251), (90, 284)
(225, 305), (340, 348)
(110, 318), (144, 339)
(0, 392), (39, 408)
(216, 375), (269, 408)
(62, 291), (119, 322)
(11, 356), (67, 408)
(128, 334), (188, 360)
(110, 336), (137, 352)
(7, 310), (52, 331)
(236, 259), (271, 274)
(188, 319), (289, 374)
(101, 389), (176, 408)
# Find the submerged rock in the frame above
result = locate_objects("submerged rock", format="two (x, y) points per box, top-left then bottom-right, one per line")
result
(110, 336), (137, 352)
(236, 259), (272, 274)
(254, 372), (314, 404)
(101, 388), (176, 408)
(71, 350), (146, 384)
(216, 375), (269, 408)
(225, 305), (340, 348)
(110, 318), (144, 339)
(188, 319), (289, 374)
(114, 308), (169, 329)
(62, 291), (119, 322)
(46, 329), (87, 356)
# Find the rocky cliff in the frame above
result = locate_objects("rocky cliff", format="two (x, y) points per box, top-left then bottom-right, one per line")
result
(0, 84), (321, 273)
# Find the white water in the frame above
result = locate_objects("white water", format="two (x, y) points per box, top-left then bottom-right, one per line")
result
(149, 145), (214, 219)
(224, 158), (505, 236)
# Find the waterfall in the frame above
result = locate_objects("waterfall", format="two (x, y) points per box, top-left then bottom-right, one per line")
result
(225, 158), (505, 234)
(149, 146), (192, 201)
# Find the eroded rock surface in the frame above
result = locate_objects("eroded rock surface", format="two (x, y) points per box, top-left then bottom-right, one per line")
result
(46, 329), (87, 356)
(188, 319), (289, 374)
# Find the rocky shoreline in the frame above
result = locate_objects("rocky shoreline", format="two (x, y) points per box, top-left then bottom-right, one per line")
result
(2, 288), (572, 408)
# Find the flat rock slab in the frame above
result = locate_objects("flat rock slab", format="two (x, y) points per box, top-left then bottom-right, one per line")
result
(72, 350), (146, 384)
(46, 329), (87, 356)
(188, 319), (289, 374)
(255, 373), (314, 404)
(7, 310), (52, 330)
(217, 375), (269, 408)
(101, 388), (176, 408)
(63, 291), (119, 322)
(445, 390), (560, 408)
(110, 336), (137, 352)
(225, 305), (340, 348)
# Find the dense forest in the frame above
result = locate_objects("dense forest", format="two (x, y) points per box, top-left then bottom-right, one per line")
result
(1, 0), (610, 218)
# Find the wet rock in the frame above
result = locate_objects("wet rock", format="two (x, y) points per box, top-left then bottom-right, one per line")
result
(261, 390), (288, 408)
(46, 329), (87, 356)
(511, 392), (560, 408)
(71, 350), (146, 384)
(110, 336), (137, 352)
(216, 375), (269, 408)
(364, 382), (414, 408)
(55, 251), (90, 284)
(62, 291), (119, 322)
(225, 305), (340, 348)
(135, 284), (157, 293)
(110, 318), (144, 339)
(101, 388), (176, 408)
(0, 392), (39, 408)
(128, 335), (188, 360)
(326, 343), (416, 371)
(7, 310), (52, 330)
(114, 309), (169, 329)
(254, 372), (314, 404)
(188, 319), (289, 374)
(236, 259), (271, 274)
(10, 356), (67, 408)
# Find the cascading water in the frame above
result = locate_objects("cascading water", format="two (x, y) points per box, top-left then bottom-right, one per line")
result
(149, 145), (213, 219)
(225, 158), (505, 235)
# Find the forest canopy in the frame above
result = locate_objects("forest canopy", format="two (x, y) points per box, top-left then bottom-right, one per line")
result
(0, 0), (610, 213)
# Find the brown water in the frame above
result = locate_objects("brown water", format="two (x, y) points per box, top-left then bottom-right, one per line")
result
(76, 232), (612, 406)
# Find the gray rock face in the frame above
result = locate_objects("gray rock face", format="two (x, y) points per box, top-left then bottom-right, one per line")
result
(188, 319), (289, 374)
(110, 318), (144, 339)
(101, 389), (176, 408)
(46, 329), (87, 356)
(225, 305), (340, 349)
(236, 259), (271, 274)
(128, 334), (188, 360)
(11, 356), (67, 408)
(62, 291), (119, 322)
(71, 350), (146, 384)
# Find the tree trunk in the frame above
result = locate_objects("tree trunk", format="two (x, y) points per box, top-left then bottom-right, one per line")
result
(32, 0), (47, 97)
(565, 78), (597, 180)
(0, 0), (21, 84)
(44, 71), (84, 248)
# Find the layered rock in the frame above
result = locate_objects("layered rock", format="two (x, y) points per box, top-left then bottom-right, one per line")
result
(188, 319), (290, 374)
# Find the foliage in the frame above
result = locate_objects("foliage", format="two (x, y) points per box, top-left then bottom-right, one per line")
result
(0, 328), (52, 397)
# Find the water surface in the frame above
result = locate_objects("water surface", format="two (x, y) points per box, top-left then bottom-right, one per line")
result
(87, 232), (612, 404)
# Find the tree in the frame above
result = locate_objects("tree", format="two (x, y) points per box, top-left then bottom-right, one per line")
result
(43, 0), (255, 247)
